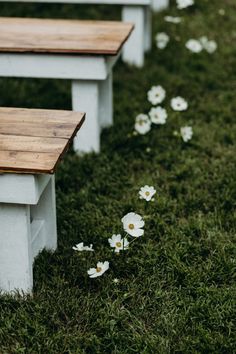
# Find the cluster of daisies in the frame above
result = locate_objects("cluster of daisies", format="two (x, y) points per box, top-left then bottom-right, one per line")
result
(156, 0), (217, 55)
(186, 36), (217, 54)
(72, 0), (218, 279)
(73, 185), (156, 278)
(134, 85), (193, 143)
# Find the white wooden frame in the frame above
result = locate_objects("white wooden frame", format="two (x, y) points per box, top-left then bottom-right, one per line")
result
(0, 53), (118, 153)
(0, 173), (57, 294)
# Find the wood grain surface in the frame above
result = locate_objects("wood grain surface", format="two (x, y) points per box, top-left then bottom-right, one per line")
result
(0, 17), (134, 55)
(0, 107), (85, 174)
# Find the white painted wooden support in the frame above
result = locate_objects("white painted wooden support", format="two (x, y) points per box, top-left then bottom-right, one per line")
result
(152, 0), (169, 12)
(0, 174), (51, 204)
(31, 176), (57, 252)
(0, 174), (57, 294)
(72, 81), (100, 153)
(31, 220), (46, 260)
(144, 6), (152, 52)
(122, 6), (145, 67)
(99, 72), (113, 129)
(0, 204), (33, 293)
(0, 54), (109, 80)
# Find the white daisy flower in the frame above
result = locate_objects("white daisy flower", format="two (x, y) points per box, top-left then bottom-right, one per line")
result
(164, 16), (182, 24)
(139, 185), (156, 202)
(87, 261), (109, 278)
(149, 106), (168, 125)
(185, 39), (203, 53)
(113, 278), (119, 284)
(171, 97), (188, 111)
(199, 36), (208, 47)
(205, 40), (217, 53)
(156, 32), (170, 49)
(200, 38), (217, 54)
(121, 212), (145, 237)
(108, 234), (129, 253)
(176, 0), (194, 10)
(147, 85), (166, 105)
(218, 9), (225, 16)
(180, 126), (193, 142)
(72, 242), (94, 252)
(134, 114), (151, 135)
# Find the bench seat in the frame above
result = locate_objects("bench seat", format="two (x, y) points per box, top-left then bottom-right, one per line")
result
(0, 107), (85, 294)
(0, 0), (165, 67)
(0, 17), (133, 153)
(0, 17), (132, 55)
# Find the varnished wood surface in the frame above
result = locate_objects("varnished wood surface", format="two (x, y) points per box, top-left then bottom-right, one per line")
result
(0, 17), (134, 55)
(0, 107), (85, 174)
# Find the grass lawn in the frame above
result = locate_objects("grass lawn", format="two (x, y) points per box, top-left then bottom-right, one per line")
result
(0, 0), (236, 352)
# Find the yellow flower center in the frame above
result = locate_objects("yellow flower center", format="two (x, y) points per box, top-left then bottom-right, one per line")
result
(96, 267), (102, 273)
(116, 242), (122, 248)
(129, 223), (135, 230)
(145, 191), (150, 196)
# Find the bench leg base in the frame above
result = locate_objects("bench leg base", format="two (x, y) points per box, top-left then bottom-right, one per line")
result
(152, 0), (169, 12)
(31, 176), (57, 254)
(122, 6), (145, 67)
(0, 204), (33, 294)
(99, 72), (113, 129)
(72, 80), (101, 153)
(144, 6), (152, 52)
(0, 175), (57, 295)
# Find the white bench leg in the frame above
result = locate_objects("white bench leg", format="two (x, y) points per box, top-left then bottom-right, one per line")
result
(31, 175), (57, 255)
(144, 6), (152, 52)
(99, 72), (113, 129)
(122, 6), (145, 67)
(0, 204), (33, 293)
(72, 80), (100, 153)
(152, 0), (169, 12)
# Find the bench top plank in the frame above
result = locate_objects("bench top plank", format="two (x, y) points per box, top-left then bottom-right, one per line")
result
(0, 17), (134, 55)
(0, 107), (85, 174)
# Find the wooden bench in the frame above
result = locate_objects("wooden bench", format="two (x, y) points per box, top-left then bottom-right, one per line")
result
(0, 107), (85, 294)
(0, 0), (169, 66)
(0, 17), (133, 153)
